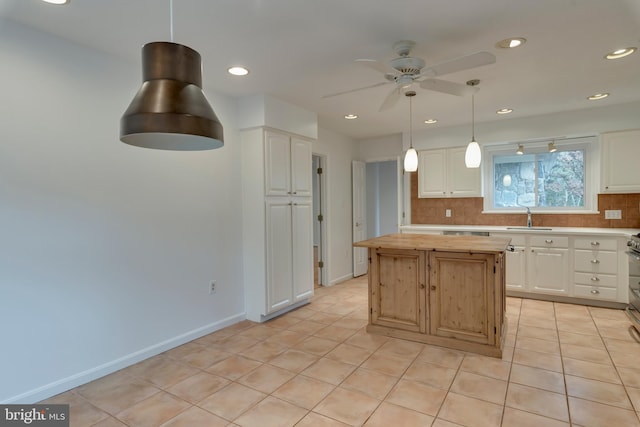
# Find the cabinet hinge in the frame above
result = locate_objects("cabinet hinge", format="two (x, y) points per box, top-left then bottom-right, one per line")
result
(318, 261), (324, 268)
(317, 167), (323, 174)
(317, 214), (324, 222)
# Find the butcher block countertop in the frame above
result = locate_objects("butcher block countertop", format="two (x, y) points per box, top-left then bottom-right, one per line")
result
(354, 233), (511, 254)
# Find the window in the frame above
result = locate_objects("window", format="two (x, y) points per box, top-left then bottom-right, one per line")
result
(484, 137), (598, 213)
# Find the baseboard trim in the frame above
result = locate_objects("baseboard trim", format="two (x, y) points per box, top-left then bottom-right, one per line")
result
(3, 312), (246, 404)
(328, 273), (355, 286)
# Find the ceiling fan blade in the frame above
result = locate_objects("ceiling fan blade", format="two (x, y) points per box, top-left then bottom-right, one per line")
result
(322, 81), (390, 99)
(355, 59), (390, 75)
(379, 87), (401, 111)
(422, 51), (496, 77)
(420, 79), (479, 96)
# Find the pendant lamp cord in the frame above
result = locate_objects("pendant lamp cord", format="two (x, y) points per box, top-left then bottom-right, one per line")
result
(409, 94), (413, 149)
(471, 94), (475, 141)
(169, 0), (174, 42)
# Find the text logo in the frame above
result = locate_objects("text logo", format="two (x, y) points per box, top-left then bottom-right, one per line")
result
(0, 405), (68, 426)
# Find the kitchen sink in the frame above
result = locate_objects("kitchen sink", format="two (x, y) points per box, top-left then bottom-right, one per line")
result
(506, 227), (553, 231)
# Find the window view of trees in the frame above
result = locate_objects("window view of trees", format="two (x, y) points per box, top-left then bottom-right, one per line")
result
(493, 149), (585, 208)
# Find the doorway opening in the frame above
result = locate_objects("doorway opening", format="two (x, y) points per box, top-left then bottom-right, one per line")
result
(352, 157), (404, 277)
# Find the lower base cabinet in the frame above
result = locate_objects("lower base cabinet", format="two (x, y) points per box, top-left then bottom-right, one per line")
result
(430, 252), (497, 346)
(368, 248), (506, 358)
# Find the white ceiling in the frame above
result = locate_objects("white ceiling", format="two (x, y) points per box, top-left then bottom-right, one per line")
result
(2, 0), (639, 140)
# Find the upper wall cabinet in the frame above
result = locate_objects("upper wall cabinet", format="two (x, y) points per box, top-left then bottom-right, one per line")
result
(601, 129), (640, 193)
(418, 147), (482, 198)
(265, 132), (312, 197)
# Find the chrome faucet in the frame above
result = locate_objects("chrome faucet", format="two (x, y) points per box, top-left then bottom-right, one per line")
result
(526, 207), (532, 228)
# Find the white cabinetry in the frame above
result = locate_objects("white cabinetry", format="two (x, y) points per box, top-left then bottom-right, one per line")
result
(242, 128), (314, 322)
(418, 147), (481, 198)
(492, 231), (627, 304)
(527, 236), (570, 295)
(573, 238), (618, 301)
(601, 129), (640, 193)
(265, 132), (312, 197)
(503, 235), (526, 291)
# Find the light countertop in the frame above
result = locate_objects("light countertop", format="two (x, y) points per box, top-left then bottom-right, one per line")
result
(400, 224), (638, 238)
(354, 233), (511, 253)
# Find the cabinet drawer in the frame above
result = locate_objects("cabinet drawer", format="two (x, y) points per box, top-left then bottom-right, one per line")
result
(574, 272), (617, 288)
(574, 250), (617, 274)
(574, 238), (618, 251)
(573, 284), (618, 301)
(530, 235), (569, 248)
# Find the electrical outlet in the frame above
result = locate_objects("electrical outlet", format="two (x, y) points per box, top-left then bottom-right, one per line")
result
(209, 280), (217, 294)
(604, 210), (622, 220)
(445, 209), (452, 218)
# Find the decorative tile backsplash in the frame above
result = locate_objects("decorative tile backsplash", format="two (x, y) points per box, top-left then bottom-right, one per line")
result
(410, 173), (640, 228)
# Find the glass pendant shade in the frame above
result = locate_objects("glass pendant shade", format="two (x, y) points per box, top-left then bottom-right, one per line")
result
(120, 42), (224, 150)
(404, 147), (418, 172)
(465, 139), (481, 168)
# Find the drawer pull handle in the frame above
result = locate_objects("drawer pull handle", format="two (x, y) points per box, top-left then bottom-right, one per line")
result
(545, 239), (553, 244)
(590, 259), (600, 264)
(430, 285), (437, 291)
(591, 289), (600, 294)
(591, 276), (600, 281)
(591, 241), (600, 246)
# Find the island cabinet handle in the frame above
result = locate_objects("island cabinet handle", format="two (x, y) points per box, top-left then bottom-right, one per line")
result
(591, 276), (600, 281)
(430, 285), (436, 291)
(420, 284), (425, 289)
(591, 241), (600, 246)
(545, 239), (553, 244)
(591, 289), (600, 294)
(591, 259), (600, 264)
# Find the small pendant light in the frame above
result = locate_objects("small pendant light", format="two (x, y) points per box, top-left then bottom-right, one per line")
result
(120, 0), (223, 150)
(464, 79), (481, 168)
(403, 91), (418, 172)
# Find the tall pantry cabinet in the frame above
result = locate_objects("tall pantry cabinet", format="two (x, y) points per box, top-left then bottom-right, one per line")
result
(242, 128), (314, 322)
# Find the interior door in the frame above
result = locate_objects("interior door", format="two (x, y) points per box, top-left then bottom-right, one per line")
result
(352, 160), (368, 276)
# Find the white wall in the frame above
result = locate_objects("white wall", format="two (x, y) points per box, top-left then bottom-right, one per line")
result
(0, 19), (245, 403)
(313, 128), (358, 285)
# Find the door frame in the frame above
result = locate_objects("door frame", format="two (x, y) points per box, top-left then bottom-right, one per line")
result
(312, 154), (328, 286)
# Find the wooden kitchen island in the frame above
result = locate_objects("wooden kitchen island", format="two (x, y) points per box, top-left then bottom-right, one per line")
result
(354, 233), (510, 358)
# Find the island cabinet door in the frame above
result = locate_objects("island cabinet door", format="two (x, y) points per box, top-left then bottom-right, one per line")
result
(370, 248), (427, 333)
(429, 252), (495, 345)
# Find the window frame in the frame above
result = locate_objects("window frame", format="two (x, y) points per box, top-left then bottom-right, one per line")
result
(482, 136), (599, 214)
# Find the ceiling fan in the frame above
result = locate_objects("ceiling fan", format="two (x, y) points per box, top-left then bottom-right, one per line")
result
(322, 40), (496, 111)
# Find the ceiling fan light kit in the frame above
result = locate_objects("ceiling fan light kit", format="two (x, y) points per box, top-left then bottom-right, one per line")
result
(464, 79), (481, 168)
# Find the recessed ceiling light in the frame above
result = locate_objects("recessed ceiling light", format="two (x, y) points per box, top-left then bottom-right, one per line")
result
(344, 114), (358, 120)
(42, 0), (69, 4)
(588, 93), (609, 101)
(496, 108), (513, 115)
(496, 37), (526, 49)
(424, 119), (438, 124)
(605, 47), (636, 60)
(227, 66), (249, 76)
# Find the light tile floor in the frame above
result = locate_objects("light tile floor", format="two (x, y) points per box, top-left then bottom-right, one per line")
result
(42, 275), (640, 426)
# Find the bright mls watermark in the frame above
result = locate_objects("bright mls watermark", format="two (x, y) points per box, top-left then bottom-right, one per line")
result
(0, 405), (69, 426)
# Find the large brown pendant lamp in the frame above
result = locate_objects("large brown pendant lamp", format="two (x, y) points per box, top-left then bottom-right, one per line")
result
(120, 1), (223, 150)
